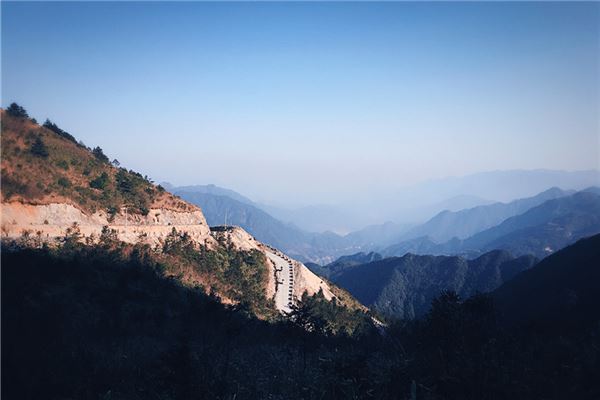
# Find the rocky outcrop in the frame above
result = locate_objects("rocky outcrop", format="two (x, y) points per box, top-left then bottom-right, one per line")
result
(293, 261), (334, 301)
(0, 201), (213, 246)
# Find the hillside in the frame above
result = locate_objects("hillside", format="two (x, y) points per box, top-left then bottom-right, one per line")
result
(0, 106), (367, 320)
(493, 233), (600, 328)
(1, 110), (193, 216)
(330, 250), (537, 319)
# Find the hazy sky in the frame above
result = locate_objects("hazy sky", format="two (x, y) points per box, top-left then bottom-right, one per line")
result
(2, 2), (599, 206)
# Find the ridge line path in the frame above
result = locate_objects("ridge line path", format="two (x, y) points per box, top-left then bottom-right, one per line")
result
(265, 247), (295, 314)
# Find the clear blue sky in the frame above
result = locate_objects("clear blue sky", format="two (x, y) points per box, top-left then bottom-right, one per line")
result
(2, 1), (599, 206)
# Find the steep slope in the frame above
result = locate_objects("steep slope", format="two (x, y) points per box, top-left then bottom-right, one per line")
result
(1, 109), (211, 246)
(492, 234), (600, 328)
(0, 107), (364, 317)
(330, 250), (537, 319)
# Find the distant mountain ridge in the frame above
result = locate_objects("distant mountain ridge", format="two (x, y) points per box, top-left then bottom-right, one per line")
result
(401, 187), (573, 243)
(164, 183), (256, 206)
(328, 249), (537, 319)
(383, 189), (600, 259)
(174, 190), (358, 264)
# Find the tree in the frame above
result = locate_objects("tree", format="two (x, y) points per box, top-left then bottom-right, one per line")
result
(30, 137), (49, 158)
(89, 172), (109, 190)
(116, 169), (133, 194)
(43, 119), (77, 143)
(92, 147), (109, 163)
(6, 103), (29, 118)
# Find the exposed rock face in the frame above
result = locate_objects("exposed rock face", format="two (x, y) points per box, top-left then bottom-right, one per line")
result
(210, 226), (336, 311)
(293, 261), (334, 301)
(0, 202), (213, 246)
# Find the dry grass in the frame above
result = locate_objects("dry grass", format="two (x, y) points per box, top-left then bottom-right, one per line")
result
(1, 110), (195, 215)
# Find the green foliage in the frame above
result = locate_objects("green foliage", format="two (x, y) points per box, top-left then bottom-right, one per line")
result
(290, 290), (374, 336)
(43, 119), (78, 143)
(56, 159), (69, 170)
(92, 146), (110, 163)
(89, 172), (109, 190)
(116, 168), (134, 193)
(30, 137), (49, 158)
(6, 102), (28, 118)
(160, 228), (274, 317)
(57, 177), (71, 188)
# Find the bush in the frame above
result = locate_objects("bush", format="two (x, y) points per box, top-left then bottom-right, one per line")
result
(43, 119), (77, 143)
(92, 147), (109, 163)
(57, 177), (71, 188)
(56, 160), (69, 170)
(6, 103), (29, 118)
(116, 169), (134, 194)
(30, 137), (49, 158)
(89, 172), (109, 190)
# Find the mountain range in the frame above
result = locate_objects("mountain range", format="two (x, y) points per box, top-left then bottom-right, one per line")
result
(383, 189), (600, 259)
(172, 179), (600, 264)
(322, 249), (537, 319)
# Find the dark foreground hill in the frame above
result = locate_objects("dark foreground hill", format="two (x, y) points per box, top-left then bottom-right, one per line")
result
(493, 233), (600, 328)
(3, 240), (599, 399)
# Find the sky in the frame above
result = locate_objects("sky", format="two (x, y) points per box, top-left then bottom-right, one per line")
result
(2, 1), (599, 207)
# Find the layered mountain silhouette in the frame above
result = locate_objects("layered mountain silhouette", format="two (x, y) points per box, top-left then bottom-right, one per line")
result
(174, 180), (600, 264)
(174, 190), (356, 264)
(327, 250), (537, 319)
(383, 190), (600, 259)
(399, 187), (572, 242)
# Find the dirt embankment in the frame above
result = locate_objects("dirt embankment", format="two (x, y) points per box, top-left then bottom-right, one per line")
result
(1, 201), (214, 246)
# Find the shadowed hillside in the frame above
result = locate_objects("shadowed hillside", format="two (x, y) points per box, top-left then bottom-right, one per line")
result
(330, 250), (537, 319)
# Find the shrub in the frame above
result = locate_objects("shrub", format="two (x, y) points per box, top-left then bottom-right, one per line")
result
(89, 172), (109, 190)
(30, 137), (49, 158)
(43, 119), (77, 143)
(58, 177), (71, 188)
(6, 103), (28, 118)
(56, 160), (69, 170)
(116, 169), (134, 194)
(92, 147), (109, 163)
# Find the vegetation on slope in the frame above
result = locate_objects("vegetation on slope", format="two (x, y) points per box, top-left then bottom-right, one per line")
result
(1, 105), (192, 216)
(3, 238), (599, 399)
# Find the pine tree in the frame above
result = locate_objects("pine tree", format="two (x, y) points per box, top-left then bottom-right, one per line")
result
(6, 102), (29, 118)
(30, 137), (49, 158)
